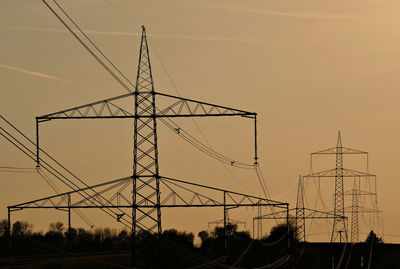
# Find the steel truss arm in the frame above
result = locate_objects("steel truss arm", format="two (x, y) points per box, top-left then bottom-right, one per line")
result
(311, 147), (367, 155)
(36, 92), (255, 121)
(303, 168), (375, 178)
(254, 208), (346, 220)
(9, 175), (287, 210)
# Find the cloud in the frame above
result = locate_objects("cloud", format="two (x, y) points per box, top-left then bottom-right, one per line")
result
(9, 26), (264, 44)
(198, 3), (367, 20)
(0, 64), (71, 84)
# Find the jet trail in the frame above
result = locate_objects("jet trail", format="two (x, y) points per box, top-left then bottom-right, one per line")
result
(0, 64), (71, 84)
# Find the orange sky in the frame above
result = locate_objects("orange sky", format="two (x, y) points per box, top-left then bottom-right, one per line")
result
(1, 0), (400, 242)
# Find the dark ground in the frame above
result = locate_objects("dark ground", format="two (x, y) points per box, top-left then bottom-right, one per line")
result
(1, 240), (400, 268)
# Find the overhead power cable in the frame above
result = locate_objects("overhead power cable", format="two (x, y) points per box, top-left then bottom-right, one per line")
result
(44, 0), (257, 172)
(1, 115), (215, 264)
(0, 115), (133, 229)
(42, 0), (133, 93)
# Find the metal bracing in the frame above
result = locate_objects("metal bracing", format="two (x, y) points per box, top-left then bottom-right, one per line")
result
(305, 131), (382, 243)
(351, 179), (359, 242)
(255, 208), (344, 220)
(331, 132), (346, 242)
(36, 92), (255, 121)
(256, 202), (263, 239)
(31, 25), (262, 236)
(6, 25), (288, 267)
(132, 25), (161, 244)
(253, 207), (346, 242)
(9, 175), (286, 210)
(295, 176), (305, 241)
(208, 218), (247, 230)
(9, 175), (287, 237)
(303, 168), (375, 178)
(344, 180), (382, 243)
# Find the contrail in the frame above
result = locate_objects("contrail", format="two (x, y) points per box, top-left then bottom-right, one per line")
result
(197, 3), (369, 21)
(0, 64), (71, 84)
(10, 26), (265, 44)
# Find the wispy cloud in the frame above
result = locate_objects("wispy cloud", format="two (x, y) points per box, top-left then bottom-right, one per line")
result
(0, 64), (71, 84)
(198, 3), (368, 20)
(9, 26), (264, 44)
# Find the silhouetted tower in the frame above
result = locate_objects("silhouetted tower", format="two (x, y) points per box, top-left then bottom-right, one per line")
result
(296, 175), (306, 241)
(351, 179), (359, 242)
(256, 203), (263, 239)
(132, 26), (162, 239)
(331, 131), (347, 242)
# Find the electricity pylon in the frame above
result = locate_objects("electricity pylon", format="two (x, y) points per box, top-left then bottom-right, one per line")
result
(254, 175), (346, 242)
(351, 179), (359, 242)
(8, 26), (288, 265)
(305, 131), (380, 243)
(296, 175), (305, 241)
(331, 131), (346, 243)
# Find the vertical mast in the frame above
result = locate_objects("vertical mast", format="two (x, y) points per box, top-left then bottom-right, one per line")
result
(133, 24), (162, 237)
(331, 131), (348, 242)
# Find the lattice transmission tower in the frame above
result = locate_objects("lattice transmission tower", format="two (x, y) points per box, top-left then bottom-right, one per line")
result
(7, 25), (288, 266)
(304, 131), (381, 243)
(254, 175), (344, 242)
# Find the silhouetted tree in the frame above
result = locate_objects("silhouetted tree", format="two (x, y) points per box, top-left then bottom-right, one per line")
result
(198, 230), (209, 243)
(162, 229), (194, 248)
(0, 219), (8, 237)
(49, 222), (64, 233)
(266, 221), (299, 243)
(118, 229), (129, 241)
(365, 230), (384, 244)
(213, 223), (238, 238)
(11, 221), (32, 236)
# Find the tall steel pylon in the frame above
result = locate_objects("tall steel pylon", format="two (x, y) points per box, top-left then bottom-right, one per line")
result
(305, 131), (381, 243)
(331, 131), (347, 242)
(13, 25), (289, 266)
(351, 179), (359, 242)
(295, 175), (305, 241)
(132, 26), (162, 240)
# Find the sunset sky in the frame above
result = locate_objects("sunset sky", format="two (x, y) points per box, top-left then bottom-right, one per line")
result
(1, 0), (400, 242)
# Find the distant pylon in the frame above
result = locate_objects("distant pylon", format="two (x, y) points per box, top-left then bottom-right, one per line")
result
(331, 131), (348, 242)
(296, 175), (306, 242)
(257, 203), (263, 239)
(351, 179), (359, 242)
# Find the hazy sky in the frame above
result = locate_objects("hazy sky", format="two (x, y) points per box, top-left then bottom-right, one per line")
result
(1, 0), (400, 242)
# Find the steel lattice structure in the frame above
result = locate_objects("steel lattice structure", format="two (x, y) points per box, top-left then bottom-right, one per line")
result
(253, 175), (346, 242)
(253, 207), (346, 242)
(8, 26), (288, 265)
(305, 131), (381, 243)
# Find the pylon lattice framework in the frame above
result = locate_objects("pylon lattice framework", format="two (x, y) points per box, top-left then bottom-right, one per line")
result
(304, 131), (381, 243)
(8, 26), (288, 262)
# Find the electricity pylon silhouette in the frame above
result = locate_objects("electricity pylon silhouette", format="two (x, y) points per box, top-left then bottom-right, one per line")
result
(306, 131), (381, 243)
(295, 175), (305, 241)
(11, 25), (289, 266)
(351, 179), (359, 242)
(331, 131), (347, 242)
(132, 25), (162, 241)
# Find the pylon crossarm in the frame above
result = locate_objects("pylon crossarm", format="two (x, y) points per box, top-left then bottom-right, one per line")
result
(37, 93), (135, 121)
(254, 209), (293, 220)
(8, 176), (133, 209)
(344, 190), (377, 196)
(160, 176), (287, 208)
(208, 218), (246, 226)
(254, 208), (346, 220)
(311, 147), (367, 155)
(155, 92), (256, 118)
(344, 206), (382, 214)
(303, 168), (375, 178)
(36, 91), (255, 121)
(304, 208), (345, 219)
